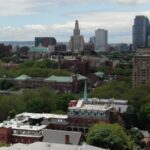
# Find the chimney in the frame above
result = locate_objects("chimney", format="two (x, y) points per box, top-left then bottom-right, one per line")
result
(65, 135), (70, 144)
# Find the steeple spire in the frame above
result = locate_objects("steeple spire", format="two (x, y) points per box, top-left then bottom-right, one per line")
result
(74, 20), (80, 36)
(83, 80), (88, 102)
(75, 20), (79, 29)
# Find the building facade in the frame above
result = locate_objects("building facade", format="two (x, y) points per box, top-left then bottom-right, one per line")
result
(28, 46), (53, 59)
(95, 29), (108, 52)
(69, 20), (84, 52)
(0, 74), (86, 94)
(132, 48), (150, 86)
(35, 37), (57, 47)
(133, 16), (149, 51)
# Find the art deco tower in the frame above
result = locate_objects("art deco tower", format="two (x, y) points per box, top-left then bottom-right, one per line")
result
(69, 20), (84, 52)
(74, 20), (80, 36)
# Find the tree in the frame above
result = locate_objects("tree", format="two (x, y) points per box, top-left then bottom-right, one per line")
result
(57, 93), (77, 112)
(138, 103), (150, 130)
(86, 124), (134, 150)
(90, 81), (130, 99)
(0, 95), (26, 120)
(128, 128), (145, 149)
(0, 80), (13, 90)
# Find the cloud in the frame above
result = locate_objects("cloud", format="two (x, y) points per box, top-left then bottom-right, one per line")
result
(0, 0), (149, 16)
(0, 0), (150, 42)
(1, 11), (150, 43)
(114, 0), (150, 4)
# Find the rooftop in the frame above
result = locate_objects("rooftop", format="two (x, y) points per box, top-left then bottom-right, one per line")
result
(29, 47), (52, 53)
(16, 112), (68, 120)
(43, 129), (82, 145)
(0, 120), (47, 131)
(0, 142), (107, 150)
(94, 72), (105, 78)
(70, 100), (112, 111)
(15, 74), (31, 80)
(45, 74), (86, 83)
(0, 112), (67, 131)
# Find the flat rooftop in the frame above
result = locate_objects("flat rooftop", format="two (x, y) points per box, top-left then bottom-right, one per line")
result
(0, 121), (47, 131)
(0, 142), (107, 150)
(16, 112), (68, 119)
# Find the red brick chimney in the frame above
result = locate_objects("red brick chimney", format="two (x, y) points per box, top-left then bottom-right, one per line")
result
(65, 135), (70, 144)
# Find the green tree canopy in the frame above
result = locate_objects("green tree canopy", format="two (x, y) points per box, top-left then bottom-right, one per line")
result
(86, 123), (134, 150)
(128, 128), (145, 148)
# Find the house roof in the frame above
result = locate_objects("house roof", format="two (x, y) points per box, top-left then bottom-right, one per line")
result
(0, 142), (107, 150)
(43, 129), (82, 145)
(141, 130), (150, 137)
(45, 74), (86, 83)
(15, 75), (32, 80)
(29, 47), (51, 53)
(45, 76), (73, 83)
(94, 72), (105, 78)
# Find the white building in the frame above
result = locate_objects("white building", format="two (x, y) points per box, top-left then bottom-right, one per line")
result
(95, 29), (108, 52)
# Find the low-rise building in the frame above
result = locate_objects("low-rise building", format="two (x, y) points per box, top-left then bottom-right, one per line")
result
(28, 46), (53, 59)
(0, 74), (86, 93)
(0, 113), (68, 144)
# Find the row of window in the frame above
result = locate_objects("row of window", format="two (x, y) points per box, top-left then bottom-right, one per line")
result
(69, 110), (107, 117)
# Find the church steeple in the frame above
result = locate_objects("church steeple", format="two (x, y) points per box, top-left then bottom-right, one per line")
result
(74, 20), (80, 36)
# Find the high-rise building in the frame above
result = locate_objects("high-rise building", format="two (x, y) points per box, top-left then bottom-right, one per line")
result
(95, 29), (108, 52)
(132, 48), (150, 86)
(69, 20), (84, 52)
(133, 16), (149, 51)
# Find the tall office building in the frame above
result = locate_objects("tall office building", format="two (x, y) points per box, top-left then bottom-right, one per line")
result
(69, 20), (84, 52)
(95, 29), (108, 52)
(133, 16), (149, 51)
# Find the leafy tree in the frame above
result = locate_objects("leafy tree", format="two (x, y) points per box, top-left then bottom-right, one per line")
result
(0, 80), (13, 90)
(0, 95), (26, 120)
(128, 128), (145, 148)
(57, 93), (77, 112)
(90, 81), (130, 99)
(138, 103), (150, 130)
(86, 123), (134, 150)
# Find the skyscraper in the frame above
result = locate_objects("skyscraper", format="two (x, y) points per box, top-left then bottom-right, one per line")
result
(95, 29), (108, 52)
(69, 20), (84, 52)
(133, 16), (149, 51)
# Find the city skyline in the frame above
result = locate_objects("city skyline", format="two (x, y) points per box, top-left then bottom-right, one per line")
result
(0, 0), (150, 42)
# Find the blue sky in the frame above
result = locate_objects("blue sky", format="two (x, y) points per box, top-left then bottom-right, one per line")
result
(0, 0), (150, 43)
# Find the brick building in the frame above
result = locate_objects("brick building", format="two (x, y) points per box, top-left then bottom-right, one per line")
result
(133, 48), (150, 86)
(0, 74), (86, 93)
(62, 57), (89, 75)
(0, 96), (128, 145)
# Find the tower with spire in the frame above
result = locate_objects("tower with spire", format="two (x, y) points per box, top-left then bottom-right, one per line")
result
(74, 20), (80, 36)
(69, 20), (84, 52)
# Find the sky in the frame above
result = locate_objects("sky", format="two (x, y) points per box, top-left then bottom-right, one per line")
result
(0, 0), (150, 43)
